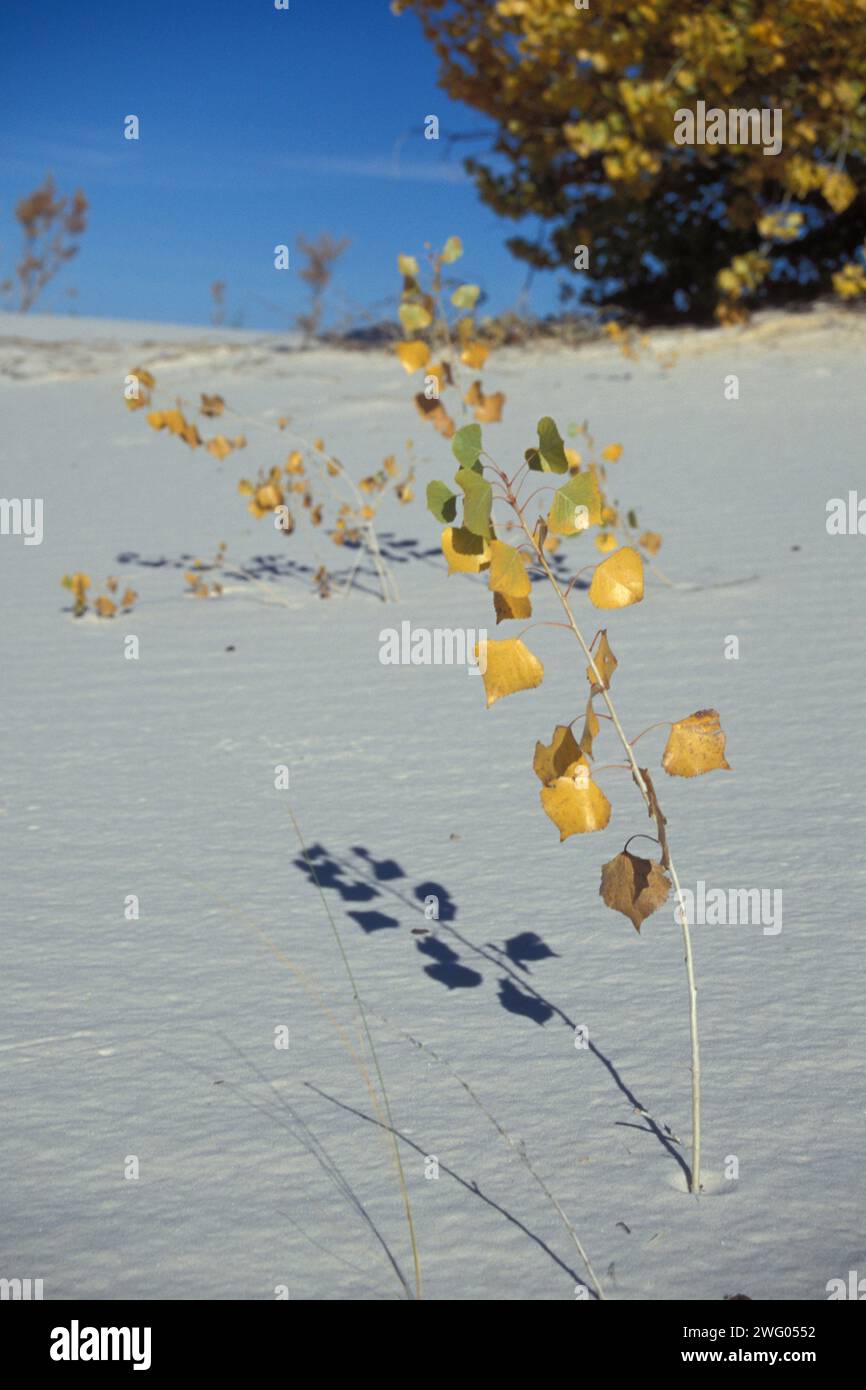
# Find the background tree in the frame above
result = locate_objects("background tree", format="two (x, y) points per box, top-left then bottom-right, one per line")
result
(296, 233), (350, 338)
(1, 175), (88, 313)
(393, 0), (866, 323)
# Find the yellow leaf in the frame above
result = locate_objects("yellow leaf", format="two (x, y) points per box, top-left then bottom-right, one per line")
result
(540, 771), (611, 839)
(255, 483), (283, 510)
(589, 546), (644, 608)
(147, 411), (166, 430)
(69, 572), (91, 597)
(493, 591), (532, 624)
(120, 588), (137, 608)
(822, 168), (857, 214)
(105, 577), (118, 593)
(639, 530), (662, 555)
(162, 409), (186, 435)
(460, 341), (489, 370)
(662, 710), (731, 778)
(487, 539), (531, 597)
(206, 435), (233, 459)
(578, 697), (600, 758)
(595, 531), (617, 553)
(237, 479), (253, 496)
(478, 637), (544, 708)
(395, 340), (430, 374)
(285, 451), (304, 474)
(415, 394), (455, 437)
(586, 630), (617, 691)
(94, 595), (117, 618)
(399, 302), (432, 332)
(441, 526), (491, 574)
(426, 361), (453, 392)
(599, 851), (671, 932)
(180, 422), (202, 449)
(398, 253), (419, 276)
(474, 390), (505, 423)
(441, 235), (463, 263)
(130, 367), (155, 390)
(601, 443), (623, 462)
(233, 435), (247, 449)
(533, 724), (582, 785)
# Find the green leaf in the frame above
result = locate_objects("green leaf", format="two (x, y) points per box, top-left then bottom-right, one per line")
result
(548, 472), (602, 536)
(426, 480), (457, 524)
(455, 467), (493, 538)
(526, 416), (569, 474)
(452, 423), (483, 471)
(451, 283), (480, 310)
(399, 302), (432, 332)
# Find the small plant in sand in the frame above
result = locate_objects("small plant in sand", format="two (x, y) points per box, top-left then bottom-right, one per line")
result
(61, 572), (137, 618)
(237, 435), (415, 602)
(602, 320), (678, 371)
(184, 541), (227, 600)
(124, 370), (412, 602)
(426, 417), (731, 1194)
(394, 235), (506, 438)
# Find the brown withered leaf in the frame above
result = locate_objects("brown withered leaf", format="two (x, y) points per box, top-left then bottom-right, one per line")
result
(200, 393), (225, 417)
(464, 379), (505, 422)
(414, 393), (455, 438)
(599, 851), (671, 932)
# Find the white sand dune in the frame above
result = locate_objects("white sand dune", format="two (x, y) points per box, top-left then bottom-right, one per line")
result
(1, 308), (864, 1300)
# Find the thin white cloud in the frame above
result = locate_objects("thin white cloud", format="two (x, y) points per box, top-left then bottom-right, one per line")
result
(272, 153), (469, 184)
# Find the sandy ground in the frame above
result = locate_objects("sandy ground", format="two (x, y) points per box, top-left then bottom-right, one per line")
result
(1, 306), (864, 1300)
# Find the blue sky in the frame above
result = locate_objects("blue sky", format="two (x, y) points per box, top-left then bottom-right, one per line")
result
(0, 0), (564, 329)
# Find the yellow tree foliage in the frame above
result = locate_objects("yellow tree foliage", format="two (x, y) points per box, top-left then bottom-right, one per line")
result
(393, 0), (866, 321)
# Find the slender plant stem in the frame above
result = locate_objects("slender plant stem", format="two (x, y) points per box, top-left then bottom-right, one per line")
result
(288, 809), (423, 1293)
(370, 1012), (608, 1300)
(515, 509), (702, 1194)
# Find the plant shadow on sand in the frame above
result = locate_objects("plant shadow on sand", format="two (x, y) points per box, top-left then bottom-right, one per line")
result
(116, 533), (582, 601)
(294, 843), (690, 1186)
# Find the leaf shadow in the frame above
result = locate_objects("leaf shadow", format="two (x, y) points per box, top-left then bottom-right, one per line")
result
(293, 842), (691, 1187)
